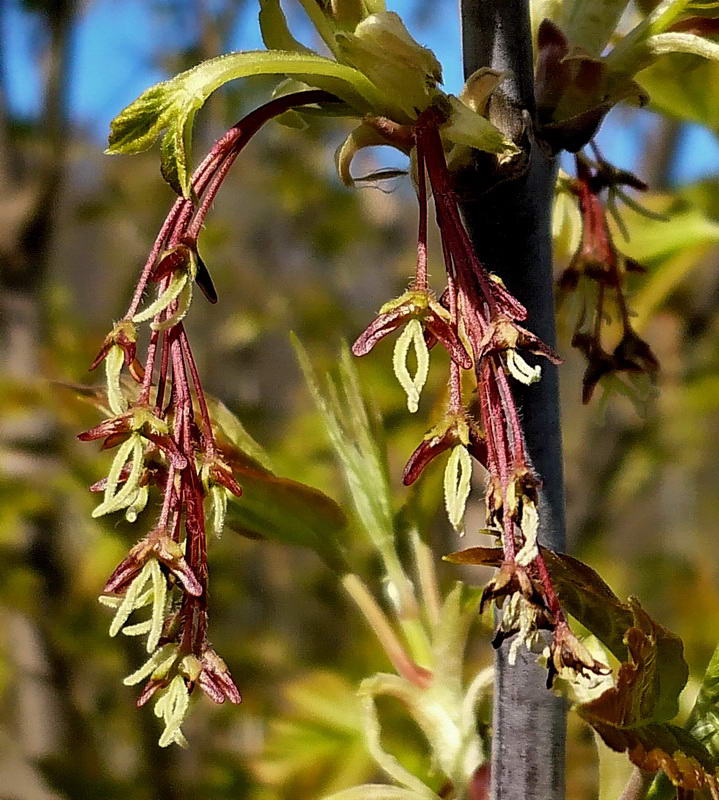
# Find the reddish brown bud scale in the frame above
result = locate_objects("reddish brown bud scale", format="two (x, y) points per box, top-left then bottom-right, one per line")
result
(198, 648), (242, 705)
(78, 413), (133, 441)
(669, 16), (719, 36)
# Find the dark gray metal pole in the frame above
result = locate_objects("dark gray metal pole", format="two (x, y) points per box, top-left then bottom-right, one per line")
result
(458, 2), (567, 799)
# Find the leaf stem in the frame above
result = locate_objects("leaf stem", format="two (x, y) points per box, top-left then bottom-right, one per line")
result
(341, 573), (432, 689)
(618, 768), (654, 800)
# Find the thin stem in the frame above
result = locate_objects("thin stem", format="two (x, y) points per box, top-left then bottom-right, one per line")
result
(154, 331), (171, 414)
(178, 325), (215, 455)
(158, 465), (177, 531)
(125, 199), (187, 319)
(139, 329), (160, 405)
(492, 358), (528, 466)
(127, 90), (339, 319)
(185, 90), (339, 243)
(618, 768), (654, 800)
(414, 146), (429, 291)
(341, 573), (432, 689)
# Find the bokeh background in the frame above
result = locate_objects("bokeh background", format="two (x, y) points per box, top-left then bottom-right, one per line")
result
(1, 1), (719, 798)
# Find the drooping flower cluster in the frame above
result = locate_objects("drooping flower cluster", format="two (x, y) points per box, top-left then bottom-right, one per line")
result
(86, 0), (525, 745)
(558, 150), (660, 403)
(88, 0), (719, 734)
(81, 90), (344, 745)
(352, 105), (605, 683)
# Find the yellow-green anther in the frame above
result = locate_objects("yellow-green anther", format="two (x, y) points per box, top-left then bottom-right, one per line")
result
(506, 349), (542, 385)
(105, 344), (128, 415)
(99, 587), (153, 610)
(133, 271), (189, 324)
(180, 654), (202, 682)
(156, 675), (190, 748)
(121, 620), (153, 636)
(109, 559), (154, 637)
(506, 594), (540, 666)
(209, 485), (227, 538)
(392, 318), (430, 413)
(150, 277), (193, 331)
(123, 644), (178, 686)
(516, 501), (540, 567)
(151, 647), (181, 681)
(93, 433), (145, 518)
(147, 559), (167, 653)
(125, 485), (149, 523)
(443, 445), (473, 532)
(98, 434), (136, 507)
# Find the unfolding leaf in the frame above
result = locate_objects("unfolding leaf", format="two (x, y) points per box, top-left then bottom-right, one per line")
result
(255, 671), (370, 793)
(107, 50), (386, 195)
(649, 642), (719, 798)
(335, 11), (442, 121)
(293, 337), (395, 554)
(589, 722), (719, 795)
(688, 642), (719, 758)
(442, 96), (520, 162)
(578, 599), (687, 726)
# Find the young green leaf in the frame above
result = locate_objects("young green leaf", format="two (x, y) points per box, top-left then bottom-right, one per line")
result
(107, 51), (387, 196)
(442, 96), (520, 162)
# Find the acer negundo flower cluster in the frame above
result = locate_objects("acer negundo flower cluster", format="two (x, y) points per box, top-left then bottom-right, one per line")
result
(83, 0), (719, 748)
(351, 104), (604, 682)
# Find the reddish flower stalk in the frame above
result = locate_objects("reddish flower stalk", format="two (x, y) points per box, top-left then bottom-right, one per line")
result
(83, 90), (338, 740)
